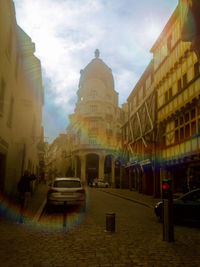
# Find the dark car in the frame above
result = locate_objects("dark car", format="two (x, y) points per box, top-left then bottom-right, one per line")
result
(155, 188), (200, 223)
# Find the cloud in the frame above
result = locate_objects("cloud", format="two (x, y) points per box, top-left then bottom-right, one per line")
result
(13, 0), (178, 142)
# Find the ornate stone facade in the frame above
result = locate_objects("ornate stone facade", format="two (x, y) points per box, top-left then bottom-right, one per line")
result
(67, 50), (126, 186)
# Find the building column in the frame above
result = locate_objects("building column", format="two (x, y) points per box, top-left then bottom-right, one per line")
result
(111, 157), (115, 187)
(98, 154), (105, 179)
(80, 155), (86, 185)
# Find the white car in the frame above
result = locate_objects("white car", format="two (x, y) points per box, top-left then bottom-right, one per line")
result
(93, 179), (109, 188)
(47, 177), (86, 208)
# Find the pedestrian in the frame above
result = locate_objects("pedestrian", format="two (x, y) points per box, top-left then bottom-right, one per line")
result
(17, 170), (32, 220)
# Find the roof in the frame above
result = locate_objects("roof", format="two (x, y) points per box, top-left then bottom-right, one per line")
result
(78, 50), (114, 90)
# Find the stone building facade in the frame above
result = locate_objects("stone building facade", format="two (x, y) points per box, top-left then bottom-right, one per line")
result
(0, 0), (44, 196)
(67, 50), (126, 186)
(45, 134), (69, 184)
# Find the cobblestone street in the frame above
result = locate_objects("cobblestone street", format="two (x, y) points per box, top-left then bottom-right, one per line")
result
(0, 187), (200, 266)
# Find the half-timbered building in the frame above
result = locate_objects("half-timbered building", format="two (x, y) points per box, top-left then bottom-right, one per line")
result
(150, 2), (200, 193)
(122, 60), (158, 195)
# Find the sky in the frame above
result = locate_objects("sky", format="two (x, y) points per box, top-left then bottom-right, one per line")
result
(13, 0), (178, 143)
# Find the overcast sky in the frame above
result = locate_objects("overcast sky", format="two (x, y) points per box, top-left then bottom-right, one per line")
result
(13, 0), (178, 143)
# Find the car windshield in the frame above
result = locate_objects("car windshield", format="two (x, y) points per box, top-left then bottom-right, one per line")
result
(53, 180), (81, 188)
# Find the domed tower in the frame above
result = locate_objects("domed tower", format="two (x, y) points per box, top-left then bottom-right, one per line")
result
(68, 50), (125, 186)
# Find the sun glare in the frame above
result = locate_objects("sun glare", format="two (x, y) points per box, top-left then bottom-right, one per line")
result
(147, 23), (161, 43)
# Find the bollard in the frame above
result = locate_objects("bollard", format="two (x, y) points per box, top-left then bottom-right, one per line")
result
(106, 212), (115, 232)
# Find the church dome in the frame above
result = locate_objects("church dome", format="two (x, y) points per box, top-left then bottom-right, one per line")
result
(79, 49), (114, 90)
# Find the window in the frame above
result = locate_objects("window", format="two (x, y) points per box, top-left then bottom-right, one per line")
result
(90, 105), (97, 112)
(0, 79), (5, 115)
(169, 88), (172, 99)
(165, 91), (168, 103)
(7, 96), (14, 128)
(177, 79), (182, 91)
(89, 137), (97, 145)
(90, 90), (97, 98)
(185, 124), (190, 138)
(191, 109), (196, 119)
(77, 130), (81, 144)
(191, 121), (196, 136)
(90, 120), (97, 129)
(175, 130), (179, 142)
(185, 112), (189, 122)
(175, 119), (179, 128)
(183, 73), (187, 87)
(194, 62), (199, 77)
(180, 116), (184, 125)
(180, 127), (184, 140)
(151, 73), (154, 84)
(167, 35), (172, 52)
(106, 122), (111, 129)
(174, 108), (197, 144)
(162, 135), (166, 146)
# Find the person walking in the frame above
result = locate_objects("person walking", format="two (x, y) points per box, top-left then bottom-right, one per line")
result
(17, 170), (32, 222)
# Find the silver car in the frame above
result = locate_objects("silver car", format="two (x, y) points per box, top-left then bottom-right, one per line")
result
(47, 177), (86, 207)
(93, 179), (109, 188)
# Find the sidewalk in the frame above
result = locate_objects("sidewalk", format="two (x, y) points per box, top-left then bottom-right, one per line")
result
(27, 183), (49, 220)
(100, 188), (162, 208)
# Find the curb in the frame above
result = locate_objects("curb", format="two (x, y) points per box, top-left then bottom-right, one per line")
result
(101, 189), (154, 209)
(32, 198), (46, 222)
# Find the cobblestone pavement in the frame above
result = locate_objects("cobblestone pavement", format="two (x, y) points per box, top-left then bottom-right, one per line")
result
(0, 187), (199, 267)
(99, 188), (162, 208)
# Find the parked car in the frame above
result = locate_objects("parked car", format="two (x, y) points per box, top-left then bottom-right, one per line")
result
(47, 177), (86, 209)
(155, 188), (200, 222)
(92, 179), (109, 188)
